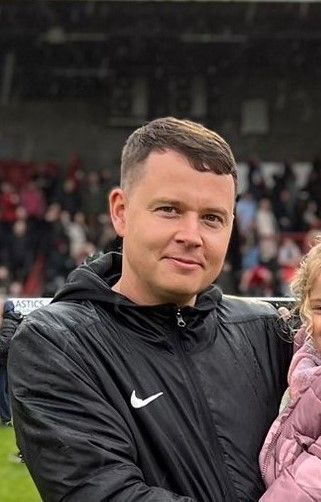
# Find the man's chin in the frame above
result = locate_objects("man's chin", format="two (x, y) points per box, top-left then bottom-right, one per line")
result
(160, 285), (201, 306)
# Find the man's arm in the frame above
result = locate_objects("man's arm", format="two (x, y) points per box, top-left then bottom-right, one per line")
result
(8, 316), (194, 502)
(0, 300), (22, 364)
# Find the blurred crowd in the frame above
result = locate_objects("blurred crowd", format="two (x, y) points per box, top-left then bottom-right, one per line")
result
(219, 157), (321, 297)
(0, 154), (120, 297)
(1, 154), (321, 299)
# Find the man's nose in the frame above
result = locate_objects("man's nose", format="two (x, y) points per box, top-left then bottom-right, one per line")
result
(174, 214), (202, 247)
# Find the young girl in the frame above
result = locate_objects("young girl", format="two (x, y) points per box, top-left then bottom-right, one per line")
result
(259, 238), (321, 501)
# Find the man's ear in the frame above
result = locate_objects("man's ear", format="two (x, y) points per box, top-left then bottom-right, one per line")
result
(109, 188), (126, 237)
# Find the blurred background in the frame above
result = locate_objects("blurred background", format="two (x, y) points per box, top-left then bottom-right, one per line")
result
(1, 0), (321, 300)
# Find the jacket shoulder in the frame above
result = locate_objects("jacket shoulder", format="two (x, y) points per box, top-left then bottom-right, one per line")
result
(21, 300), (100, 334)
(218, 295), (278, 323)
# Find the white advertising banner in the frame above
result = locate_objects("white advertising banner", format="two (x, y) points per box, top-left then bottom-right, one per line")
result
(9, 298), (53, 316)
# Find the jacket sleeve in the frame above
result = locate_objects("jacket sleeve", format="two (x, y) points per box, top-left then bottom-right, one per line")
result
(259, 447), (321, 502)
(8, 317), (195, 502)
(260, 375), (321, 502)
(0, 307), (22, 364)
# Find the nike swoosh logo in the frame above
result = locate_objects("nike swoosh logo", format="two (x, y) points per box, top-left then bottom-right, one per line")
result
(130, 390), (163, 409)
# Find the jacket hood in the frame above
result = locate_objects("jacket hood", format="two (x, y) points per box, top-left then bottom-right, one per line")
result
(52, 252), (222, 314)
(53, 252), (122, 305)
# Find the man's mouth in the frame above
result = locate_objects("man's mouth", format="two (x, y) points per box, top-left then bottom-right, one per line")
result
(164, 256), (203, 268)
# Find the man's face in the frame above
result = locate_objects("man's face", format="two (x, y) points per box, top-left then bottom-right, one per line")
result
(309, 271), (321, 352)
(109, 149), (235, 306)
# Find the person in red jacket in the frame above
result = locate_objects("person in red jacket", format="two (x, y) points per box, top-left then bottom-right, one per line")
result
(260, 237), (321, 501)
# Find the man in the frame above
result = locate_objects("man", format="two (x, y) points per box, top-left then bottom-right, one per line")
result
(8, 117), (292, 501)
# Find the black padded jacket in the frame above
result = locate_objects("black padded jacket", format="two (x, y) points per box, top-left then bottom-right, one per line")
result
(8, 253), (292, 502)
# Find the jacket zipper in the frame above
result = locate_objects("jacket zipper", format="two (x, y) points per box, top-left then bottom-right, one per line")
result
(173, 307), (238, 502)
(176, 308), (186, 328)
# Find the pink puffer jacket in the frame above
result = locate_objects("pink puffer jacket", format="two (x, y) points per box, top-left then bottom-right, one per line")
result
(259, 329), (321, 501)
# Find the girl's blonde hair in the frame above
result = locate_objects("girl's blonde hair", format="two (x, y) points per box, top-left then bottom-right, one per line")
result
(291, 235), (321, 337)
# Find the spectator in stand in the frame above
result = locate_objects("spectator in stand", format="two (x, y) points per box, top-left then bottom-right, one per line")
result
(20, 180), (46, 220)
(100, 167), (115, 193)
(77, 170), (108, 245)
(247, 157), (267, 201)
(94, 213), (118, 253)
(66, 153), (83, 184)
(42, 203), (70, 256)
(302, 200), (321, 231)
(80, 170), (107, 227)
(0, 266), (10, 296)
(235, 190), (257, 294)
(60, 210), (88, 263)
(280, 161), (296, 189)
(0, 182), (19, 239)
(5, 219), (34, 284)
(256, 198), (281, 295)
(236, 191), (257, 241)
(20, 180), (47, 249)
(241, 231), (260, 272)
(239, 261), (274, 297)
(277, 236), (302, 295)
(58, 178), (81, 216)
(273, 189), (295, 232)
(304, 155), (321, 213)
(219, 219), (242, 295)
(33, 162), (60, 204)
(272, 161), (297, 202)
(44, 239), (76, 296)
(292, 190), (310, 232)
(256, 198), (279, 265)
(8, 281), (24, 298)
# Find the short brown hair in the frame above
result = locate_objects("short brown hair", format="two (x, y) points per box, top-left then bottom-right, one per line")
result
(120, 117), (237, 193)
(291, 235), (321, 337)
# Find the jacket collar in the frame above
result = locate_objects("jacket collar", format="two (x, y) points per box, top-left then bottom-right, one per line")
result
(53, 252), (222, 352)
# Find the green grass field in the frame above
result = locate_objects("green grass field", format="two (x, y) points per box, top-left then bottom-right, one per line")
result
(0, 426), (41, 502)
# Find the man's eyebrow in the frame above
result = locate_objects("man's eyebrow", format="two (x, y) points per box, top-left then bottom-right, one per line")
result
(203, 206), (229, 215)
(152, 198), (181, 205)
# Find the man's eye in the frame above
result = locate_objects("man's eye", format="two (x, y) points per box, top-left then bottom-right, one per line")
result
(203, 214), (224, 226)
(156, 206), (177, 214)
